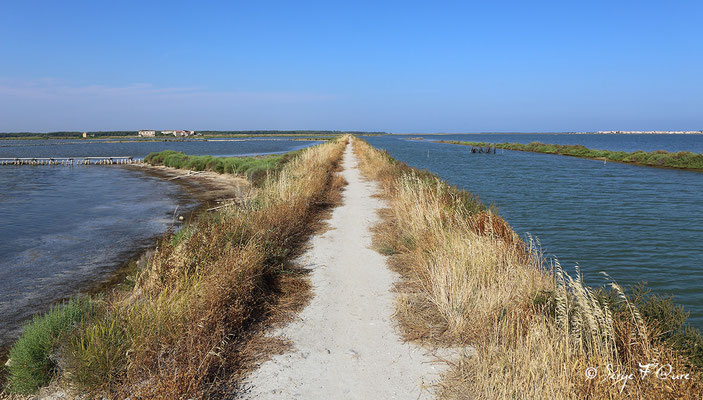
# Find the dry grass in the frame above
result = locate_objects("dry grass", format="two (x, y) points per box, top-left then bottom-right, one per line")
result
(4, 136), (348, 399)
(352, 136), (702, 399)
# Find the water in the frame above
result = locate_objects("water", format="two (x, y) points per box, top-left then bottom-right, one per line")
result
(365, 134), (703, 329)
(0, 137), (322, 158)
(0, 138), (319, 347)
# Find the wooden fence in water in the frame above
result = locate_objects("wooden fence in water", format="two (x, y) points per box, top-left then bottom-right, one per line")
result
(0, 156), (142, 166)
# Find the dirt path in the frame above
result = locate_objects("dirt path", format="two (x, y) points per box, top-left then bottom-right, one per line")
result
(240, 141), (442, 399)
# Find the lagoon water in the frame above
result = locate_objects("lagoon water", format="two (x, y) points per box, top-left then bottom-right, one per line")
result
(366, 134), (703, 329)
(0, 138), (319, 348)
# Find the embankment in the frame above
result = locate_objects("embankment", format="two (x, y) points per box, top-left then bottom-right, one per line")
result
(436, 140), (703, 171)
(353, 137), (702, 399)
(2, 138), (348, 398)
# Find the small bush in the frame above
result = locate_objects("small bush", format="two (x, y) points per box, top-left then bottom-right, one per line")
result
(632, 283), (703, 369)
(670, 327), (703, 369)
(64, 311), (130, 390)
(5, 298), (93, 394)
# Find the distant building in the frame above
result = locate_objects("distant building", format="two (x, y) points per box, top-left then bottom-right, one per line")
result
(82, 132), (88, 138)
(138, 130), (157, 137)
(161, 130), (195, 137)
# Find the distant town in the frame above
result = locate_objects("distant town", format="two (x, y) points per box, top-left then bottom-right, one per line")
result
(595, 130), (703, 134)
(138, 130), (199, 137)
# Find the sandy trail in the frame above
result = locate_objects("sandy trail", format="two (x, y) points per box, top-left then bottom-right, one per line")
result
(240, 140), (441, 399)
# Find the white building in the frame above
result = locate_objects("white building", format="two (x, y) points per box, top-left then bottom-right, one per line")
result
(161, 130), (195, 137)
(138, 130), (156, 137)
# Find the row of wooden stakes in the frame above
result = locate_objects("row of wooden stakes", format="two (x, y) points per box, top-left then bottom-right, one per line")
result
(0, 157), (142, 166)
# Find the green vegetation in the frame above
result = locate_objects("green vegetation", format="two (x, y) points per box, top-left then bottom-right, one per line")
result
(631, 284), (703, 369)
(438, 140), (703, 171)
(144, 150), (297, 184)
(5, 298), (93, 394)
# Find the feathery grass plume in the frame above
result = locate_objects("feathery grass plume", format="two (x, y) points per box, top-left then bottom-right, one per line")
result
(603, 273), (649, 343)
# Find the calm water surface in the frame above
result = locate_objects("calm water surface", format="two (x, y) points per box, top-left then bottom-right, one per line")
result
(366, 135), (703, 329)
(0, 139), (319, 347)
(0, 137), (321, 158)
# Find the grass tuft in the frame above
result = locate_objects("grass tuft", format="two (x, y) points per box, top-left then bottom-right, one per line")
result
(5, 298), (93, 394)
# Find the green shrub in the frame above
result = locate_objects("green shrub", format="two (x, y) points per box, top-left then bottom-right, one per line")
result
(631, 283), (703, 369)
(5, 298), (93, 394)
(669, 327), (703, 369)
(245, 166), (267, 184)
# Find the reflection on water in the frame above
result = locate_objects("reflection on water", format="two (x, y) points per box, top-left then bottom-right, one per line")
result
(366, 134), (703, 329)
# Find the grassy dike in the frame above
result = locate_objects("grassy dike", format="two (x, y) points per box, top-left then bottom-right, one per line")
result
(3, 137), (349, 398)
(437, 140), (703, 171)
(352, 137), (702, 399)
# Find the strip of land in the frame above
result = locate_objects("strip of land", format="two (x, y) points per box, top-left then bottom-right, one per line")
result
(241, 139), (441, 399)
(435, 140), (703, 171)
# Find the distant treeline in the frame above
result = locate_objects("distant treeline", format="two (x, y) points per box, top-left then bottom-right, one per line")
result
(0, 131), (137, 138)
(0, 130), (386, 138)
(438, 140), (703, 171)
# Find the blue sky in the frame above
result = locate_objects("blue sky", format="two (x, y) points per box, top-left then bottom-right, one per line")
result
(1, 0), (701, 132)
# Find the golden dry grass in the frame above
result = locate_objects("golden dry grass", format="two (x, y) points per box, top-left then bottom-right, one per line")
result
(352, 136), (702, 399)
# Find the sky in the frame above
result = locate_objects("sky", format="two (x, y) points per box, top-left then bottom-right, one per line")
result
(1, 0), (701, 133)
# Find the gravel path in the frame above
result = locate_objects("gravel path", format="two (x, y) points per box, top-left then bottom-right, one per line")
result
(240, 140), (442, 399)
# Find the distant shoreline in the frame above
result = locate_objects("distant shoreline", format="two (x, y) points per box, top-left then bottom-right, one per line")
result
(436, 140), (703, 171)
(0, 131), (376, 140)
(395, 131), (703, 135)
